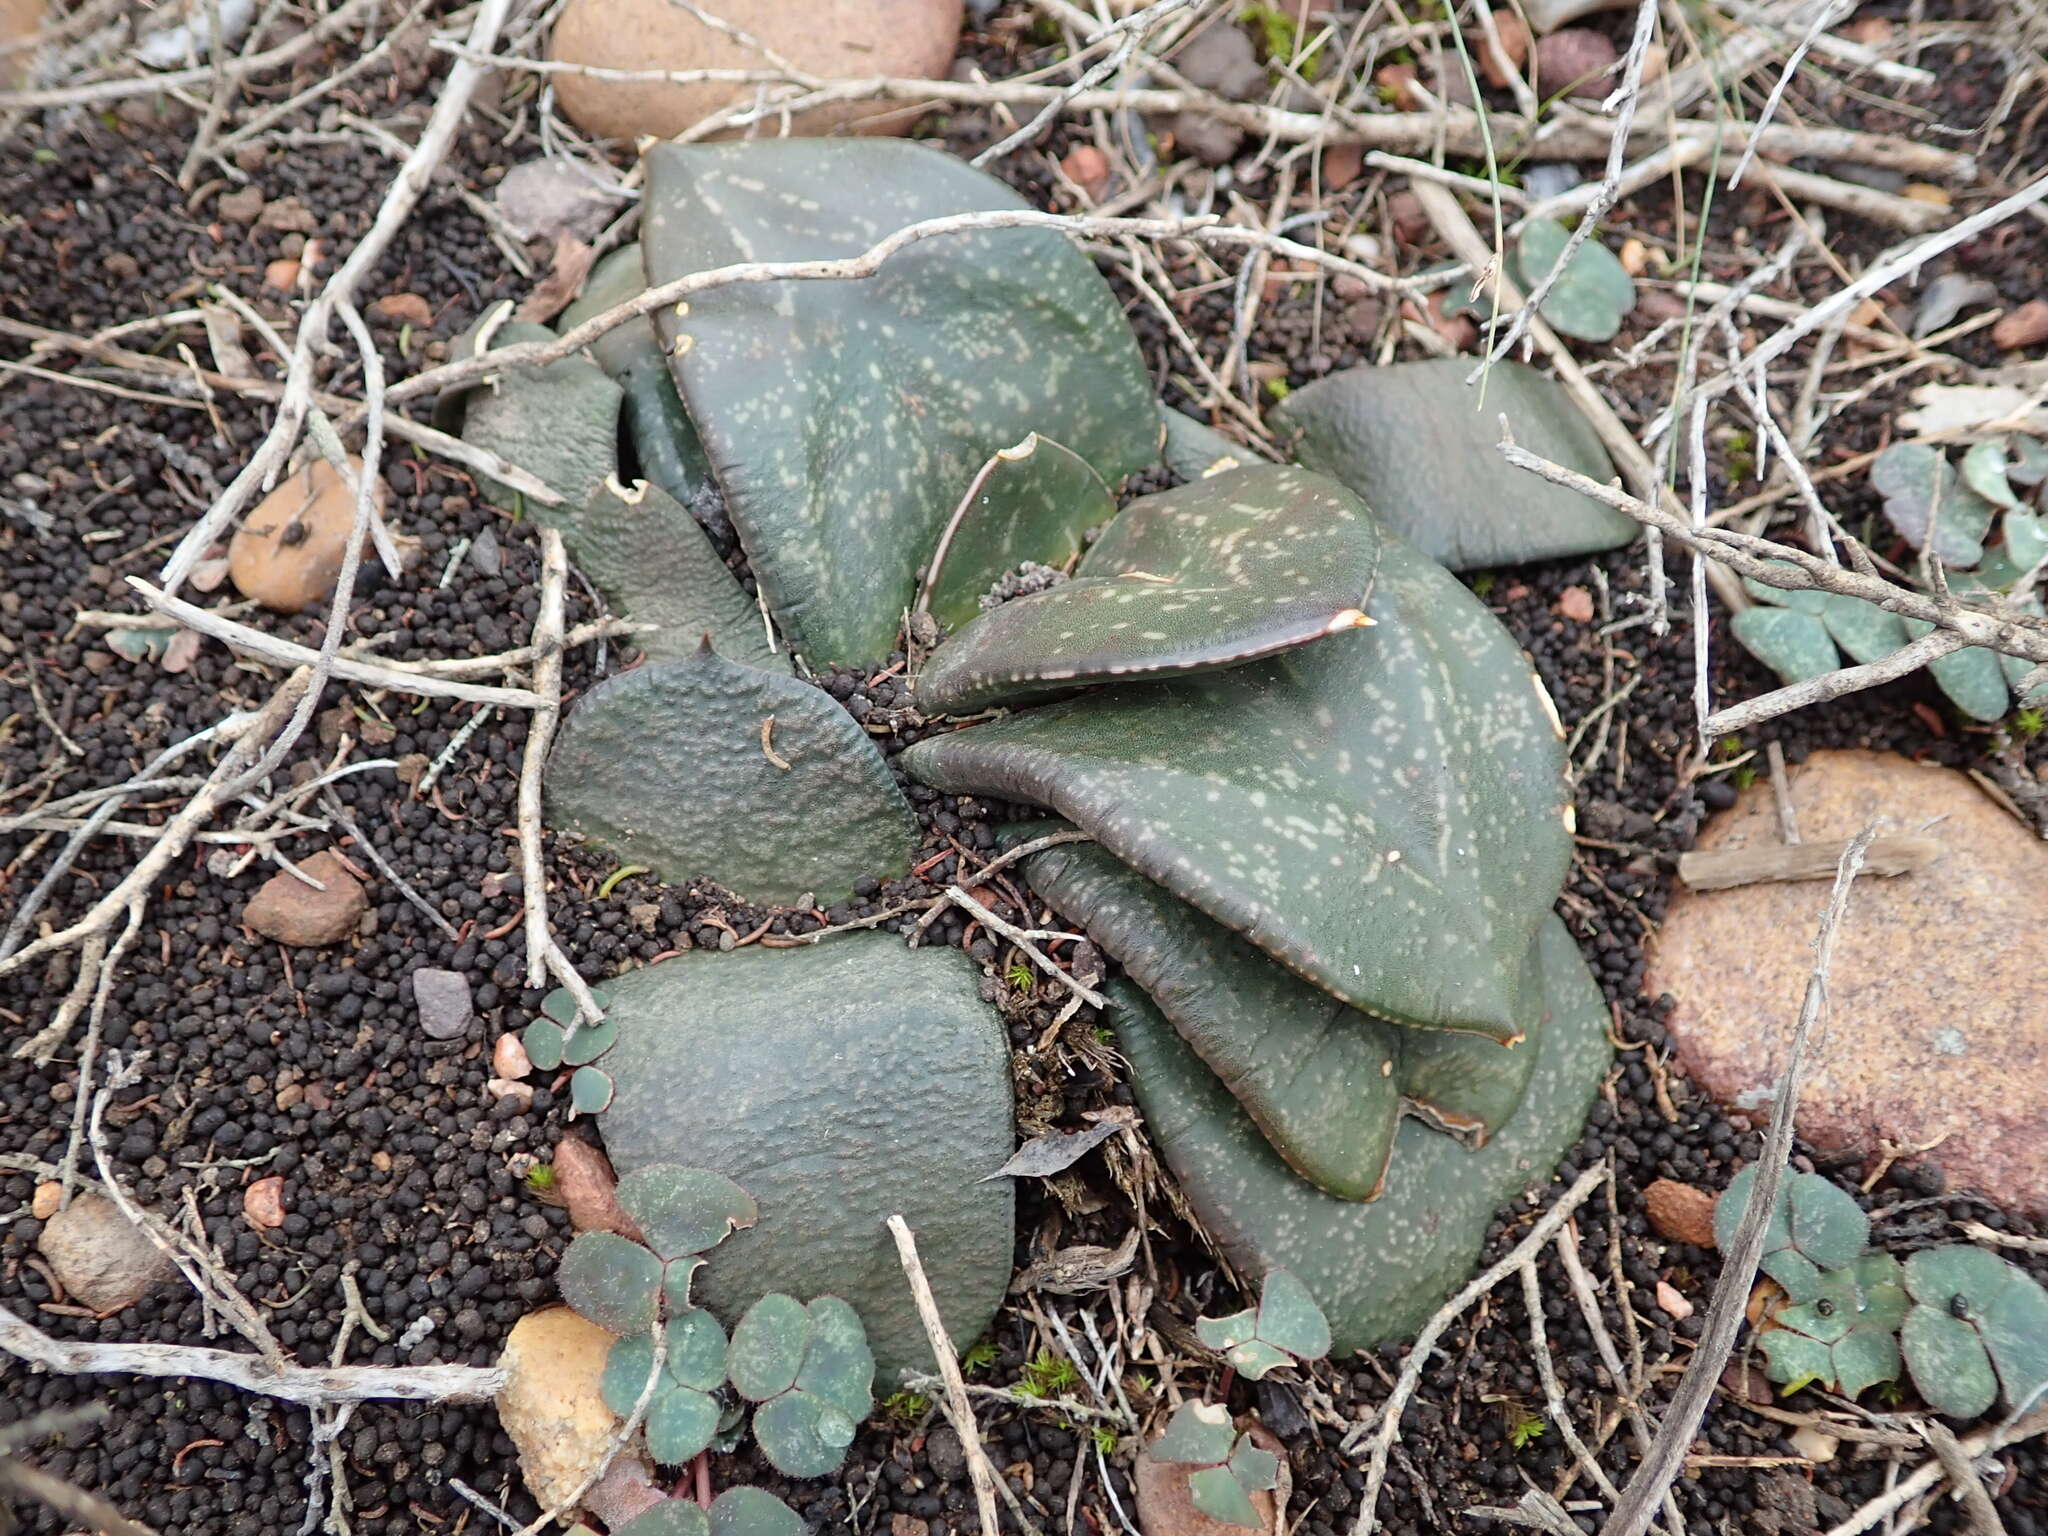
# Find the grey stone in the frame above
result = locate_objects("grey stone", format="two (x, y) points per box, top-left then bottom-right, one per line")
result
(413, 968), (474, 1040)
(38, 1194), (175, 1313)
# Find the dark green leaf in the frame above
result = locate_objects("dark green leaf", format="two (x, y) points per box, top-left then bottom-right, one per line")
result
(595, 936), (1013, 1384)
(561, 1017), (619, 1067)
(666, 1307), (731, 1393)
(1905, 1246), (2048, 1413)
(1901, 1305), (1998, 1418)
(1227, 1436), (1281, 1492)
(642, 139), (1157, 662)
(1715, 1166), (1864, 1306)
(1730, 608), (1839, 686)
(1270, 358), (1634, 571)
(615, 1500), (712, 1536)
(1901, 617), (2010, 721)
(558, 1232), (661, 1335)
(645, 1384), (721, 1465)
(752, 1390), (858, 1479)
(1820, 594), (1910, 664)
(727, 1293), (809, 1401)
(1159, 404), (1264, 483)
(1186, 1466), (1264, 1530)
(1195, 1307), (1257, 1352)
(1514, 220), (1634, 342)
(794, 1296), (875, 1423)
(922, 433), (1113, 633)
(1254, 1270), (1331, 1362)
(1960, 440), (2018, 509)
(1104, 915), (1611, 1354)
(523, 1018), (565, 1073)
(570, 1066), (614, 1115)
(663, 1255), (704, 1315)
(545, 643), (919, 907)
(456, 318), (621, 511)
(601, 1330), (662, 1417)
(616, 1166), (760, 1261)
(1870, 442), (1995, 568)
(907, 524), (1571, 1040)
(917, 466), (1382, 716)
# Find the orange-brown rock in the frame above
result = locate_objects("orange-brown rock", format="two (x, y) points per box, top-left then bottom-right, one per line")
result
(1648, 750), (2048, 1219)
(242, 850), (368, 947)
(547, 0), (962, 143)
(497, 1308), (649, 1515)
(1643, 1178), (1717, 1248)
(228, 456), (385, 614)
(1992, 299), (2048, 351)
(1135, 1422), (1288, 1535)
(2, 0), (45, 88)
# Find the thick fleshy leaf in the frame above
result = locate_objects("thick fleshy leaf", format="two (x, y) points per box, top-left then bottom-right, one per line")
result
(643, 138), (1158, 663)
(1016, 832), (1403, 1199)
(1159, 405), (1264, 482)
(1228, 1437), (1281, 1492)
(794, 1296), (875, 1422)
(663, 1256), (704, 1315)
(908, 524), (1571, 1040)
(1253, 1270), (1332, 1362)
(752, 1390), (858, 1479)
(1515, 220), (1634, 343)
(646, 1385), (721, 1465)
(1148, 1402), (1237, 1466)
(616, 1501), (712, 1536)
(1107, 915), (1611, 1354)
(1713, 1166), (1866, 1306)
(708, 1488), (805, 1536)
(558, 1231), (661, 1335)
(1821, 594), (1910, 663)
(601, 1331), (663, 1417)
(560, 477), (789, 670)
(1832, 1326), (1907, 1400)
(1760, 1253), (1905, 1398)
(595, 937), (1013, 1383)
(917, 466), (1382, 716)
(1901, 1306), (1998, 1418)
(1731, 607), (1839, 686)
(1960, 439), (2019, 509)
(1394, 935), (1545, 1141)
(1902, 617), (2011, 721)
(616, 1165), (760, 1261)
(570, 1066), (615, 1115)
(1904, 1245), (2048, 1413)
(524, 1018), (566, 1072)
(561, 1017), (619, 1067)
(558, 244), (722, 520)
(923, 434), (1114, 633)
(666, 1307), (731, 1393)
(727, 1293), (809, 1402)
(1870, 442), (1995, 568)
(1757, 1329), (1833, 1392)
(456, 318), (622, 512)
(545, 643), (919, 907)
(1187, 1466), (1263, 1530)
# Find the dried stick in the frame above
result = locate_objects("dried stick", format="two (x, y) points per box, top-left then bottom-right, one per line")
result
(0, 1303), (505, 1407)
(1918, 1421), (2006, 1536)
(888, 1214), (1006, 1536)
(1603, 831), (1875, 1536)
(1345, 1167), (1604, 1535)
(520, 528), (567, 990)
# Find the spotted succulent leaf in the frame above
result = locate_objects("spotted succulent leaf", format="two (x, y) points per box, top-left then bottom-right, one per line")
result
(1820, 594), (1910, 664)
(1902, 1245), (2048, 1417)
(646, 1382), (722, 1465)
(559, 1231), (662, 1335)
(923, 434), (1114, 633)
(545, 641), (919, 907)
(614, 1500), (711, 1536)
(561, 1018), (619, 1067)
(907, 519), (1571, 1040)
(1713, 1165), (1868, 1306)
(523, 1017), (566, 1073)
(1195, 1270), (1329, 1379)
(916, 466), (1382, 716)
(751, 1389), (859, 1479)
(727, 1293), (809, 1402)
(1902, 616), (2010, 722)
(1103, 915), (1611, 1354)
(730, 1295), (874, 1477)
(641, 138), (1157, 663)
(1730, 607), (1839, 687)
(540, 985), (614, 1027)
(1158, 404), (1264, 482)
(793, 1296), (875, 1423)
(1269, 359), (1633, 572)
(616, 1165), (760, 1262)
(1960, 439), (2019, 510)
(454, 317), (621, 512)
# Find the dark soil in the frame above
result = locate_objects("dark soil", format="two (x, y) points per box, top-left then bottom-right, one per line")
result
(1, 4), (2045, 1535)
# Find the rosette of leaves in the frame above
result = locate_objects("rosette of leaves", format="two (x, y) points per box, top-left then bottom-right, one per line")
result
(1146, 1402), (1282, 1531)
(1712, 1163), (1869, 1305)
(1898, 1245), (2048, 1418)
(613, 1488), (804, 1536)
(1196, 1269), (1331, 1379)
(1754, 1251), (1908, 1399)
(1734, 440), (2048, 720)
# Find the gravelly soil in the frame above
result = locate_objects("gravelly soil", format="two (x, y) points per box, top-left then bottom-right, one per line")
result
(1, 5), (2046, 1535)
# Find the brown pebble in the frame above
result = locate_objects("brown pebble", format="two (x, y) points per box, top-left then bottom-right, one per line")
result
(1644, 1178), (1719, 1247)
(243, 1176), (286, 1231)
(1478, 8), (1529, 86)
(370, 291), (435, 328)
(1992, 299), (2048, 350)
(494, 1032), (534, 1079)
(31, 1182), (61, 1221)
(227, 455), (384, 614)
(1555, 585), (1595, 623)
(1321, 142), (1364, 191)
(1374, 62), (1422, 111)
(551, 1137), (644, 1240)
(1059, 144), (1111, 200)
(217, 184), (265, 224)
(263, 258), (300, 291)
(1387, 188), (1429, 246)
(1533, 28), (1617, 99)
(241, 849), (369, 947)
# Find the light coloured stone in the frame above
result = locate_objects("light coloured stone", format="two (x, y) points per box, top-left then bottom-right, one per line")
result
(0, 0), (45, 89)
(1648, 750), (2048, 1218)
(496, 1308), (647, 1514)
(38, 1194), (176, 1314)
(547, 0), (962, 143)
(228, 455), (386, 614)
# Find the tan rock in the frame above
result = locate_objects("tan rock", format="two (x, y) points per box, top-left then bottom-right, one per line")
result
(547, 0), (962, 143)
(243, 1176), (286, 1230)
(1992, 299), (2048, 352)
(1532, 27), (1616, 99)
(30, 1182), (60, 1221)
(1643, 1178), (1716, 1248)
(497, 1308), (647, 1514)
(228, 456), (384, 614)
(1648, 751), (2048, 1218)
(242, 849), (369, 947)
(38, 1194), (176, 1313)
(551, 1136), (644, 1240)
(0, 0), (45, 89)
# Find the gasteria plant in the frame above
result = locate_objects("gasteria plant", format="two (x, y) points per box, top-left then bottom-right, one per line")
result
(458, 136), (1622, 1373)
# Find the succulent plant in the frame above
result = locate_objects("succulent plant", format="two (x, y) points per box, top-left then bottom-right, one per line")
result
(1732, 439), (2048, 720)
(614, 1487), (805, 1536)
(1900, 1245), (2048, 1418)
(1754, 1251), (1908, 1399)
(1196, 1269), (1331, 1380)
(1509, 219), (1638, 342)
(1269, 359), (1637, 571)
(1712, 1162), (1869, 1306)
(727, 1294), (876, 1477)
(458, 136), (1630, 1383)
(1146, 1403), (1282, 1530)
